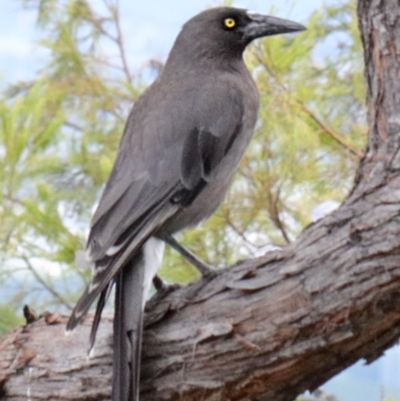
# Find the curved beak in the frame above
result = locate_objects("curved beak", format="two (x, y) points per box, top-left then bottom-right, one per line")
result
(242, 13), (306, 41)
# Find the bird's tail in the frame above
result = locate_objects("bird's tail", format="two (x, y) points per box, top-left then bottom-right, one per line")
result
(113, 237), (165, 401)
(113, 249), (145, 401)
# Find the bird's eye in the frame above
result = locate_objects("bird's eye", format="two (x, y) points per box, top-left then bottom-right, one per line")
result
(224, 18), (236, 29)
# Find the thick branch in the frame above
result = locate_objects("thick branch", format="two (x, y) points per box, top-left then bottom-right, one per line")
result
(2, 173), (400, 400)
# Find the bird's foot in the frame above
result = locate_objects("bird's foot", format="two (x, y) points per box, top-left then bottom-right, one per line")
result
(152, 275), (180, 297)
(152, 274), (165, 291)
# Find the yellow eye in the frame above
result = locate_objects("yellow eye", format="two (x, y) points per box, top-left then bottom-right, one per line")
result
(224, 18), (236, 29)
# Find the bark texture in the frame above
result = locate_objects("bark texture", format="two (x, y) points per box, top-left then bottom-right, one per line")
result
(2, 0), (400, 400)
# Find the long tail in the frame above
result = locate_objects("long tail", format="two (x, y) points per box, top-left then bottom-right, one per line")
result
(113, 249), (145, 401)
(113, 237), (165, 401)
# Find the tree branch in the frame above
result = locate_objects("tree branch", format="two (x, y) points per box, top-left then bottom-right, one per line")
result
(2, 201), (400, 400)
(22, 257), (73, 310)
(252, 54), (364, 160)
(107, 0), (133, 85)
(297, 102), (364, 159)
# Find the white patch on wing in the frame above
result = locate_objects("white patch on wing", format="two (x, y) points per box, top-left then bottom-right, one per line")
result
(92, 263), (108, 276)
(105, 244), (124, 256)
(88, 280), (100, 292)
(142, 237), (165, 309)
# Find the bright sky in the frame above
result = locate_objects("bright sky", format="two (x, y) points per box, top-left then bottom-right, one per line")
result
(1, 1), (399, 400)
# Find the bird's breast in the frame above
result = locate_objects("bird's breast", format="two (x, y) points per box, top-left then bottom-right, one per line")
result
(161, 74), (259, 234)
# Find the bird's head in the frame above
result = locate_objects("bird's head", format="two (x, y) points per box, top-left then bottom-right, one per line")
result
(166, 7), (305, 67)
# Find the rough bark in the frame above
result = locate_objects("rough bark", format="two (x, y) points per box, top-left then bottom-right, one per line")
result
(2, 0), (400, 400)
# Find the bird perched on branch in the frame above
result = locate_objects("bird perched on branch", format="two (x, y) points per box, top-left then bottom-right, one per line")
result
(67, 7), (305, 401)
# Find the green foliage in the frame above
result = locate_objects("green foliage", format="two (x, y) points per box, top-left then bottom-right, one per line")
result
(0, 0), (366, 324)
(0, 305), (24, 333)
(1, 0), (138, 313)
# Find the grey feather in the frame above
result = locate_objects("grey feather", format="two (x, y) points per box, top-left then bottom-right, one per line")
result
(113, 252), (144, 401)
(88, 282), (112, 354)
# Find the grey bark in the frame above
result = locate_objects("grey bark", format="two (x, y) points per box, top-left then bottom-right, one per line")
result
(2, 0), (400, 400)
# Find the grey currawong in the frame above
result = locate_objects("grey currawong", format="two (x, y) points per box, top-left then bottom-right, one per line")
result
(67, 7), (305, 401)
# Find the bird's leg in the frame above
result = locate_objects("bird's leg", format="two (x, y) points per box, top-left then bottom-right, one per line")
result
(163, 234), (216, 276)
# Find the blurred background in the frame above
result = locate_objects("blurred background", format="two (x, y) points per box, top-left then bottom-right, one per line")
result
(0, 1), (398, 400)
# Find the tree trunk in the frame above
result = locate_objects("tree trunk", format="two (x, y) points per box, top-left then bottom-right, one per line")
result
(2, 1), (400, 400)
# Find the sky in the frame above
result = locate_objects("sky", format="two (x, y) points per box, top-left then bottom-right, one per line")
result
(0, 0), (321, 83)
(0, 1), (399, 401)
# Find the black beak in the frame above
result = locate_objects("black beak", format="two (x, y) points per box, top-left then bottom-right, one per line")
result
(241, 13), (306, 41)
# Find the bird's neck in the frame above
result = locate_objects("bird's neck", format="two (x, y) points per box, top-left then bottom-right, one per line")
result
(162, 49), (246, 80)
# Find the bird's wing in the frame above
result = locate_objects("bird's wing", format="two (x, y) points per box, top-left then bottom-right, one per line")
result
(89, 75), (245, 263)
(180, 79), (245, 189)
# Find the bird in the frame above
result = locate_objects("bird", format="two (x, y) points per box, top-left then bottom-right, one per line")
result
(67, 7), (305, 401)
